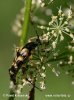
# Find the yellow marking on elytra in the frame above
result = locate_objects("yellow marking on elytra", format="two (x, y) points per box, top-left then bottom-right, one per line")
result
(21, 48), (29, 56)
(17, 56), (24, 61)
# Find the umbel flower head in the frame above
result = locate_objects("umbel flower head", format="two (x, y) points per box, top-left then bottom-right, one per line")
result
(38, 6), (73, 49)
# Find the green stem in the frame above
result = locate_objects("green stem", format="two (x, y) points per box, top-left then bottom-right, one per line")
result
(8, 90), (15, 100)
(20, 0), (32, 46)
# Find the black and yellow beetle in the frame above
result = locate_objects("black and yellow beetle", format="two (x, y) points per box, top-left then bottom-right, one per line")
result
(9, 37), (41, 85)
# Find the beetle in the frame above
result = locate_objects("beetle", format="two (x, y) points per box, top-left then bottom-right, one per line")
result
(9, 37), (41, 85)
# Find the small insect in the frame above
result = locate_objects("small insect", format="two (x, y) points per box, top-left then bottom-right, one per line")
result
(9, 37), (41, 85)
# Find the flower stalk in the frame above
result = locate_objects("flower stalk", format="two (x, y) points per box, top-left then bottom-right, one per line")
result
(20, 0), (32, 46)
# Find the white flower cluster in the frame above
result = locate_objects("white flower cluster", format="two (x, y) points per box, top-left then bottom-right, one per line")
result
(32, 0), (45, 8)
(9, 78), (30, 94)
(12, 8), (24, 37)
(38, 7), (73, 49)
(15, 78), (32, 94)
(32, 0), (54, 8)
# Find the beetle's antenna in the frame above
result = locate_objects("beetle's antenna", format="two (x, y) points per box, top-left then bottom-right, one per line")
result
(31, 21), (39, 39)
(30, 20), (42, 46)
(30, 13), (40, 40)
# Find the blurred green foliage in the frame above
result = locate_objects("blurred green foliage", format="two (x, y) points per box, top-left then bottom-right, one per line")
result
(0, 0), (74, 100)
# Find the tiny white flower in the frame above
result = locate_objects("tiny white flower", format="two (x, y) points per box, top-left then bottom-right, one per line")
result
(52, 42), (56, 49)
(72, 81), (74, 85)
(47, 32), (50, 36)
(38, 25), (45, 29)
(50, 0), (54, 2)
(25, 94), (28, 97)
(53, 33), (57, 37)
(69, 55), (73, 62)
(41, 3), (45, 7)
(53, 52), (58, 57)
(43, 34), (47, 37)
(43, 35), (49, 41)
(65, 71), (69, 75)
(64, 21), (68, 25)
(36, 61), (40, 65)
(18, 84), (23, 89)
(22, 79), (28, 86)
(55, 73), (59, 77)
(62, 13), (65, 17)
(16, 89), (21, 94)
(51, 16), (57, 21)
(15, 20), (22, 28)
(40, 57), (43, 62)
(64, 7), (72, 19)
(48, 21), (53, 25)
(68, 55), (73, 64)
(59, 61), (63, 65)
(60, 35), (64, 41)
(47, 63), (51, 67)
(47, 27), (50, 31)
(17, 30), (22, 36)
(59, 17), (63, 21)
(70, 33), (74, 38)
(40, 73), (46, 78)
(51, 30), (55, 34)
(52, 68), (59, 77)
(68, 45), (72, 49)
(12, 25), (19, 33)
(28, 78), (33, 84)
(58, 7), (62, 15)
(42, 66), (45, 70)
(58, 30), (62, 34)
(65, 28), (69, 32)
(40, 81), (46, 90)
(68, 9), (72, 19)
(9, 81), (14, 89)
